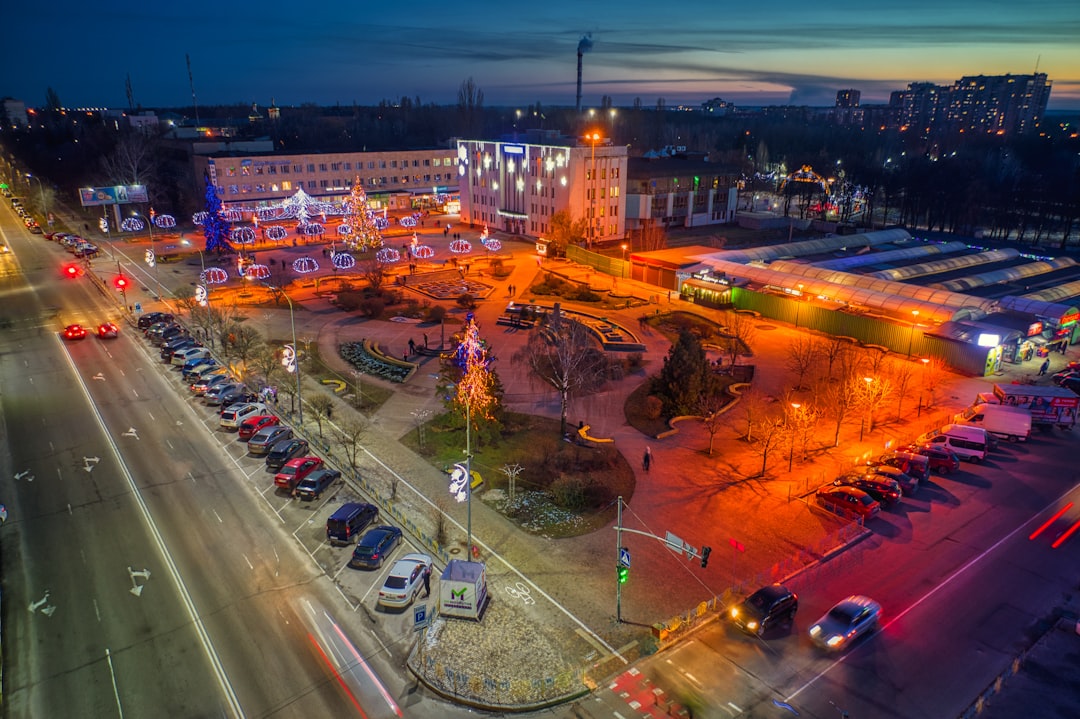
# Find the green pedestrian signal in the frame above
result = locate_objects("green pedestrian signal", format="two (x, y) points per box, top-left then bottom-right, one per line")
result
(617, 565), (629, 584)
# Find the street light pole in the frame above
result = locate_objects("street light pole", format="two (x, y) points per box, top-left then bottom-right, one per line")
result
(788, 402), (800, 471)
(907, 310), (919, 358)
(621, 243), (628, 278)
(918, 357), (930, 416)
(25, 173), (46, 217)
(264, 281), (303, 425)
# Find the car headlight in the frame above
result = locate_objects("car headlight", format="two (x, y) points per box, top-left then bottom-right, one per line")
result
(826, 635), (844, 647)
(730, 608), (740, 619)
(809, 625), (821, 636)
(746, 621), (758, 631)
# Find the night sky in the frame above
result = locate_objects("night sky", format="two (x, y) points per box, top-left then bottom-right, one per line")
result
(5, 1), (1078, 110)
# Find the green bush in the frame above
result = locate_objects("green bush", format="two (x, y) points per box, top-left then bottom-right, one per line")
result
(550, 475), (592, 511)
(427, 304), (448, 323)
(358, 297), (385, 318)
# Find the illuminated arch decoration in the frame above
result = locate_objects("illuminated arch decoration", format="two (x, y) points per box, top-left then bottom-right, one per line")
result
(121, 217), (145, 232)
(399, 215), (417, 228)
(332, 252), (356, 271)
(375, 247), (401, 264)
(192, 211), (208, 226)
(373, 216), (390, 231)
(222, 208), (243, 223)
(778, 164), (830, 195)
(413, 245), (435, 259)
(200, 267), (230, 285)
(244, 264), (271, 281)
(265, 225), (288, 242)
(230, 226), (256, 244)
(292, 257), (320, 274)
(336, 224), (353, 237)
(256, 206), (284, 222)
(482, 238), (502, 252)
(299, 223), (324, 236)
(449, 239), (472, 254)
(154, 214), (176, 229)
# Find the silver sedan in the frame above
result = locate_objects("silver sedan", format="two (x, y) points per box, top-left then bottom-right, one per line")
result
(808, 595), (882, 651)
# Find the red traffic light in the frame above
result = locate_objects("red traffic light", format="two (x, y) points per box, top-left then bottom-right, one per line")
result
(114, 275), (129, 290)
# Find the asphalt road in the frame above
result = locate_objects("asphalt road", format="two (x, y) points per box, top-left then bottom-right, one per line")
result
(592, 432), (1080, 718)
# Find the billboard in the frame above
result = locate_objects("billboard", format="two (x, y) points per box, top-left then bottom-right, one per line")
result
(79, 185), (149, 207)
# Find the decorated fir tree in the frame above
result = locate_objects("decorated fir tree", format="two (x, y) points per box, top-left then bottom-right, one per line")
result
(201, 173), (231, 255)
(341, 178), (383, 251)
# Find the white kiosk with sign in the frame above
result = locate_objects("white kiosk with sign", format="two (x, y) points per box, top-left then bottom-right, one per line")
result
(438, 559), (489, 621)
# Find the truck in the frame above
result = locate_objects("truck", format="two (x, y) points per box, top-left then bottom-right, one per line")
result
(954, 403), (1032, 442)
(988, 384), (1079, 430)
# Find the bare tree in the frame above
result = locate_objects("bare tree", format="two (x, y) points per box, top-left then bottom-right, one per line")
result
(816, 336), (852, 379)
(337, 417), (371, 479)
(818, 374), (860, 447)
(858, 346), (890, 377)
(921, 358), (949, 409)
(308, 394), (335, 438)
(857, 375), (894, 433)
(224, 324), (263, 369)
(101, 132), (160, 189)
(886, 359), (917, 419)
(697, 391), (729, 456)
(249, 344), (284, 390)
(785, 336), (820, 390)
(356, 255), (386, 291)
(511, 312), (606, 437)
(722, 312), (758, 367)
(737, 386), (771, 442)
(750, 416), (786, 477)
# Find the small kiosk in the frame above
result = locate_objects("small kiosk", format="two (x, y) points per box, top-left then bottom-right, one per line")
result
(438, 559), (489, 621)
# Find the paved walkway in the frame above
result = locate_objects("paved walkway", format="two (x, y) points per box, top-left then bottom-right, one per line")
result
(55, 202), (1078, 711)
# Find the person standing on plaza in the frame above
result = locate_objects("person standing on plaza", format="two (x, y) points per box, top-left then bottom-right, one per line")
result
(643, 446), (652, 471)
(1039, 357), (1050, 375)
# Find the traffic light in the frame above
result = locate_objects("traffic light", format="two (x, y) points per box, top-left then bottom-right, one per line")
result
(700, 546), (712, 569)
(617, 565), (629, 584)
(114, 275), (129, 291)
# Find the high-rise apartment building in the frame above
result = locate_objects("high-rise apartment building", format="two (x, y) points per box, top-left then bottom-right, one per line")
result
(946, 73), (1051, 137)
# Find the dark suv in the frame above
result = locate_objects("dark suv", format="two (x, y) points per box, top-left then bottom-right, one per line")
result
(138, 312), (174, 330)
(265, 438), (309, 471)
(834, 473), (902, 508)
(729, 584), (798, 637)
(903, 444), (961, 475)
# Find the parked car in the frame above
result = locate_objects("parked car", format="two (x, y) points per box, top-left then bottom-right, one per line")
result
(377, 553), (433, 609)
(808, 595), (882, 652)
(265, 438), (309, 470)
(146, 322), (182, 341)
(62, 324), (87, 340)
(729, 584), (798, 637)
(274, 456), (324, 493)
(863, 464), (918, 495)
(815, 485), (880, 520)
(216, 386), (258, 409)
(219, 402), (269, 430)
(873, 451), (931, 484)
(349, 525), (403, 569)
(144, 321), (173, 339)
(327, 502), (380, 545)
(138, 312), (174, 330)
(161, 337), (198, 361)
(902, 444), (962, 475)
(238, 414), (279, 441)
(248, 426), (293, 456)
(182, 358), (217, 380)
(834, 473), (902, 508)
(203, 382), (243, 406)
(96, 322), (119, 339)
(171, 346), (210, 367)
(295, 468), (342, 501)
(190, 371), (230, 395)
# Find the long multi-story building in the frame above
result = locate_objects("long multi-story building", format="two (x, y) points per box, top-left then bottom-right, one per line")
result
(456, 132), (627, 244)
(889, 73), (1051, 138)
(192, 147), (460, 211)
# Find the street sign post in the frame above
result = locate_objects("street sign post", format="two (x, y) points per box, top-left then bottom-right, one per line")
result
(618, 547), (631, 568)
(413, 604), (429, 631)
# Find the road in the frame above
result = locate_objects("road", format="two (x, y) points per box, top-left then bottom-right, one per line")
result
(587, 434), (1080, 718)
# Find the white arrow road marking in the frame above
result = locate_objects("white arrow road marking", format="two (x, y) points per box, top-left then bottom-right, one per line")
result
(29, 591), (50, 613)
(92, 373), (105, 381)
(147, 411), (154, 421)
(128, 567), (151, 597)
(121, 427), (139, 439)
(83, 456), (101, 473)
(15, 470), (33, 481)
(41, 605), (56, 617)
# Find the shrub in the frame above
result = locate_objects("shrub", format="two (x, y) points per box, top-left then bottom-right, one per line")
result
(643, 395), (663, 420)
(456, 293), (477, 310)
(550, 475), (591, 511)
(427, 305), (448, 323)
(358, 297), (385, 318)
(337, 291), (363, 312)
(570, 287), (601, 302)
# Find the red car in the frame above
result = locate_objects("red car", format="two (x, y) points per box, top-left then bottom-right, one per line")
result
(97, 322), (120, 339)
(816, 485), (880, 520)
(62, 324), (88, 340)
(274, 456), (324, 493)
(238, 414), (279, 441)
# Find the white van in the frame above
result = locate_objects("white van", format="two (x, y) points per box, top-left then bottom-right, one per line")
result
(954, 404), (1032, 443)
(917, 423), (990, 463)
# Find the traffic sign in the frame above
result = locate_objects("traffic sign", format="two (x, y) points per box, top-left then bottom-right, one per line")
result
(618, 547), (631, 568)
(134, 303), (142, 313)
(413, 603), (429, 631)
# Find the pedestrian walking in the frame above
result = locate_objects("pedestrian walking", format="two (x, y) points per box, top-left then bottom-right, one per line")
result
(1061, 342), (1068, 355)
(408, 338), (416, 355)
(1039, 358), (1050, 375)
(643, 446), (652, 472)
(326, 404), (332, 420)
(422, 565), (432, 598)
(423, 333), (429, 348)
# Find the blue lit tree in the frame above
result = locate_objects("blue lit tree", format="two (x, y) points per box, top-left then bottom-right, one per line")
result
(202, 172), (231, 255)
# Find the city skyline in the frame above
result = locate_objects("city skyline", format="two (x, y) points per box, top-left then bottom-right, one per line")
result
(4, 1), (1079, 112)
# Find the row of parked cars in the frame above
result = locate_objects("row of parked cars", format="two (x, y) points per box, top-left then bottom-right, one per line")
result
(9, 196), (42, 233)
(141, 313), (434, 610)
(46, 231), (99, 257)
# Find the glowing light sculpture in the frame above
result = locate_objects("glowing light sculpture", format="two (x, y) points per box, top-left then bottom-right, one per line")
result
(292, 257), (319, 274)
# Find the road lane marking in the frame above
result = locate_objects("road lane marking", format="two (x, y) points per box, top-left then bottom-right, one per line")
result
(105, 648), (124, 719)
(241, 554), (254, 570)
(93, 600), (101, 623)
(212, 509), (223, 524)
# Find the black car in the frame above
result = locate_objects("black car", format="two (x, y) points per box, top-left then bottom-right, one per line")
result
(295, 468), (342, 501)
(138, 312), (174, 330)
(729, 584), (799, 637)
(216, 386), (258, 410)
(160, 337), (198, 360)
(265, 438), (310, 471)
(349, 525), (403, 569)
(834, 473), (902, 508)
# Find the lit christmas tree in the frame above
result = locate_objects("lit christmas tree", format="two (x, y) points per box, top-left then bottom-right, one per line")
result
(341, 177), (384, 251)
(447, 314), (503, 443)
(201, 173), (232, 255)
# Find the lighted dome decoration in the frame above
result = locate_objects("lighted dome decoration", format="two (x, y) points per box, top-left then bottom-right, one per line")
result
(373, 216), (390, 231)
(265, 225), (288, 242)
(192, 211), (208, 226)
(121, 217), (145, 232)
(413, 245), (435, 259)
(482, 238), (502, 252)
(223, 208), (243, 222)
(292, 257), (320, 274)
(336, 224), (353, 237)
(399, 216), (417, 228)
(154, 214), (176, 229)
(449, 239), (472, 254)
(332, 252), (356, 270)
(375, 247), (401, 264)
(230, 227), (256, 244)
(200, 267), (230, 285)
(245, 264), (271, 280)
(299, 223), (324, 236)
(256, 206), (283, 222)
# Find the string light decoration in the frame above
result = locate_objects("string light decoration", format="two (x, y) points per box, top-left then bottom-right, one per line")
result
(200, 267), (229, 285)
(332, 252), (356, 270)
(375, 247), (401, 264)
(449, 239), (472, 254)
(299, 223), (324, 236)
(292, 257), (320, 274)
(373, 215), (390, 231)
(265, 225), (288, 242)
(413, 245), (435, 259)
(99, 217), (110, 233)
(342, 180), (384, 251)
(230, 227), (256, 244)
(201, 174), (232, 255)
(256, 206), (282, 222)
(336, 224), (353, 237)
(121, 217), (145, 232)
(223, 208), (243, 222)
(451, 314), (501, 427)
(482, 237), (502, 252)
(192, 211), (208, 226)
(399, 215), (417, 228)
(154, 214), (176, 228)
(244, 264), (271, 280)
